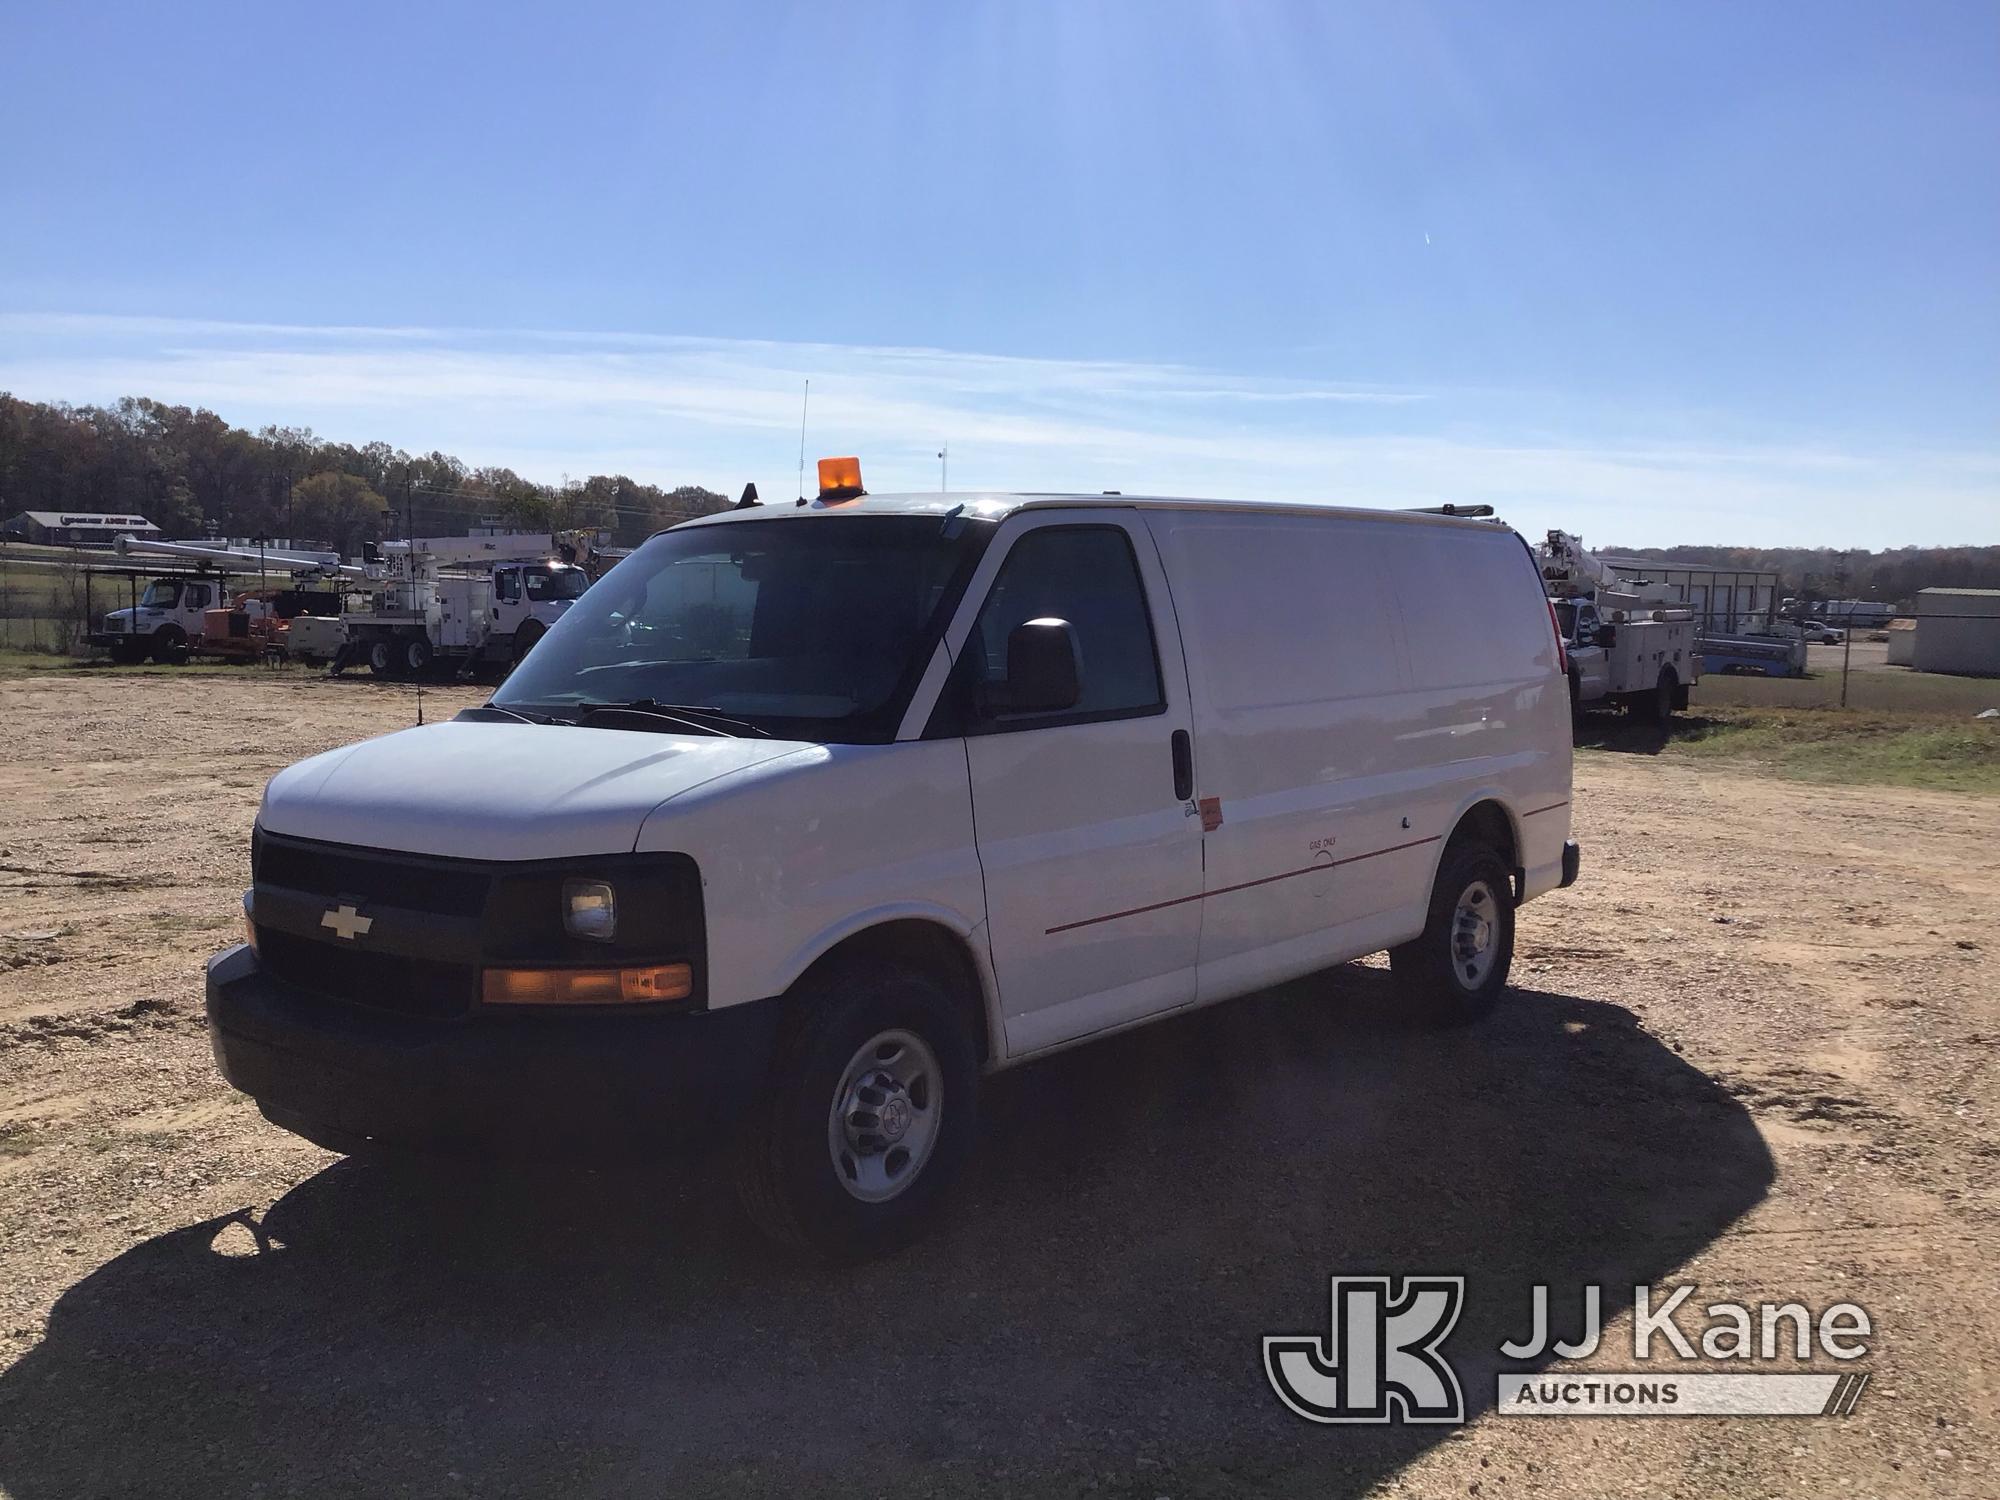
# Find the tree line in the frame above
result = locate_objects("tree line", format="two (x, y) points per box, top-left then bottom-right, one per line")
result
(1601, 542), (2000, 606)
(0, 393), (730, 554)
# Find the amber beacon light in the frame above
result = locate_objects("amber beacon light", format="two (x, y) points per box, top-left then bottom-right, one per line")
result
(816, 456), (865, 500)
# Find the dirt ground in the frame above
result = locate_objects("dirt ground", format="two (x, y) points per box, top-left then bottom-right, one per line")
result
(0, 669), (1994, 1498)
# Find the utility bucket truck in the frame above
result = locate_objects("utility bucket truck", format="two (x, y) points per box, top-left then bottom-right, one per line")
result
(99, 536), (349, 663)
(338, 533), (590, 678)
(1538, 531), (1700, 722)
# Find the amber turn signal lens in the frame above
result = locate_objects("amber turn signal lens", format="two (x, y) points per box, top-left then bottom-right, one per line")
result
(481, 964), (692, 1005)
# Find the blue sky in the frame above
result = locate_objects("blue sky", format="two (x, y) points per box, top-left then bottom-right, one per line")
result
(2, 1), (1994, 547)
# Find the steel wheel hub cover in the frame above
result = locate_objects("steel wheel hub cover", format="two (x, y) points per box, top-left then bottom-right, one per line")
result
(827, 1027), (942, 1204)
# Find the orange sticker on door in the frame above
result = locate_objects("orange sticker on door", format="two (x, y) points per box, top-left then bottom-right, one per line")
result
(1197, 797), (1224, 832)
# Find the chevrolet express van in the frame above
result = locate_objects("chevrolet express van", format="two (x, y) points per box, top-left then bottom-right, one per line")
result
(208, 482), (1579, 1257)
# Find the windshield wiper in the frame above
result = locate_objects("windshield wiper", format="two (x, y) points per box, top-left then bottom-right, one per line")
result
(457, 704), (558, 726)
(573, 699), (773, 738)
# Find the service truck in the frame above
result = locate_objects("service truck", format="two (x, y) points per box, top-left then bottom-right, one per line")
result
(1538, 531), (1699, 720)
(337, 534), (590, 678)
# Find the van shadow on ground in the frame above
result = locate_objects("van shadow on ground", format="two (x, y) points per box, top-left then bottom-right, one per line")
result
(0, 970), (1772, 1499)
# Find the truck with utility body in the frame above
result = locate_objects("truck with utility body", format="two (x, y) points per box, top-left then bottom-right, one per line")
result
(337, 536), (590, 678)
(1536, 530), (1699, 719)
(206, 465), (1580, 1259)
(1553, 591), (1698, 720)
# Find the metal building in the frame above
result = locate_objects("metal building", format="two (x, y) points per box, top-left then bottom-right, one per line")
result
(2, 510), (163, 548)
(1912, 588), (2000, 677)
(1591, 555), (1781, 633)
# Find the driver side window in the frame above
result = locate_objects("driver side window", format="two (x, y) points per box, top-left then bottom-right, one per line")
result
(495, 570), (519, 603)
(960, 524), (1164, 732)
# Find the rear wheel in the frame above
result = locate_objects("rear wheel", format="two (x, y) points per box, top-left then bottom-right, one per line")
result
(365, 637), (400, 678)
(735, 962), (978, 1261)
(402, 635), (433, 676)
(1637, 667), (1676, 723)
(1390, 841), (1515, 1025)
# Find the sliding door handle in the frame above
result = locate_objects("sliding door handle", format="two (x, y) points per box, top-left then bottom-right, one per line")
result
(1170, 729), (1194, 802)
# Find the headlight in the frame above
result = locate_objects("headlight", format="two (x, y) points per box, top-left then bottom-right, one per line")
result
(562, 878), (616, 942)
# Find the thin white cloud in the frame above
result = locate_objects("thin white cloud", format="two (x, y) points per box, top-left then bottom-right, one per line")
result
(0, 313), (1992, 547)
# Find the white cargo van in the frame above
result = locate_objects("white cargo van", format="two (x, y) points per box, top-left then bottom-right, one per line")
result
(208, 481), (1578, 1257)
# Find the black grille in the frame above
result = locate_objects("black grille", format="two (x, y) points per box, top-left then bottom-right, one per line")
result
(256, 832), (490, 917)
(257, 928), (477, 1020)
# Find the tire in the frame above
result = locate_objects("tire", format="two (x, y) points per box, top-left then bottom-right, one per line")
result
(1390, 841), (1516, 1025)
(403, 635), (433, 676)
(150, 627), (189, 665)
(365, 638), (400, 678)
(1637, 667), (1676, 724)
(512, 621), (544, 665)
(735, 961), (979, 1261)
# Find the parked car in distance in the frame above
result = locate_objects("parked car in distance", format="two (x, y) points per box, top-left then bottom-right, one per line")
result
(206, 480), (1580, 1259)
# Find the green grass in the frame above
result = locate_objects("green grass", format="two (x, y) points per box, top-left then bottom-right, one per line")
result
(0, 647), (284, 678)
(1582, 705), (2000, 795)
(1694, 663), (1998, 714)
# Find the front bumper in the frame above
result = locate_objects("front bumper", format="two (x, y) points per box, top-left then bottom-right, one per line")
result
(206, 943), (781, 1161)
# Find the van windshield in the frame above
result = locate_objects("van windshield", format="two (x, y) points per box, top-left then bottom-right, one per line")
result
(495, 516), (991, 743)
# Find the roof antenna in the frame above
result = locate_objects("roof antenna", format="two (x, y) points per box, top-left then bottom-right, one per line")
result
(795, 378), (810, 504)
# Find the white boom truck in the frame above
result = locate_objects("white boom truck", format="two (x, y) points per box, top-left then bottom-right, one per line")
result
(103, 536), (350, 663)
(1537, 531), (1699, 721)
(339, 533), (590, 678)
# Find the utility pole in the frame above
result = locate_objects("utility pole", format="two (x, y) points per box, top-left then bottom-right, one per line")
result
(938, 446), (948, 493)
(1834, 552), (1853, 709)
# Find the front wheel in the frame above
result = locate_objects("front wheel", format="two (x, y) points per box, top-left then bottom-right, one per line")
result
(365, 638), (400, 678)
(150, 626), (190, 665)
(735, 962), (978, 1261)
(1390, 841), (1516, 1025)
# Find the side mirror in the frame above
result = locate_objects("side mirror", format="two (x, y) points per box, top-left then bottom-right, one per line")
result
(988, 617), (1081, 716)
(1573, 625), (1594, 647)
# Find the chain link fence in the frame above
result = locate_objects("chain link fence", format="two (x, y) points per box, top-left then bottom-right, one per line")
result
(1694, 612), (2000, 714)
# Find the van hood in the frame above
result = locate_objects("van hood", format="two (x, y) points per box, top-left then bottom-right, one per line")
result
(259, 721), (814, 861)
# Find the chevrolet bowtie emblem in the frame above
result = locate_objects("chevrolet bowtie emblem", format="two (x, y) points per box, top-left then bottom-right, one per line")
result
(321, 904), (374, 941)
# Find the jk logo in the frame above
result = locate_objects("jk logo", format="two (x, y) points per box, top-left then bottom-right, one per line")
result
(1264, 1276), (1466, 1424)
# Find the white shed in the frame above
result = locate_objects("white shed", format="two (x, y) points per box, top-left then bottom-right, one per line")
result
(1912, 589), (2000, 677)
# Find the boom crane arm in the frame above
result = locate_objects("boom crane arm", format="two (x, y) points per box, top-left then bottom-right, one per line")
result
(114, 534), (371, 581)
